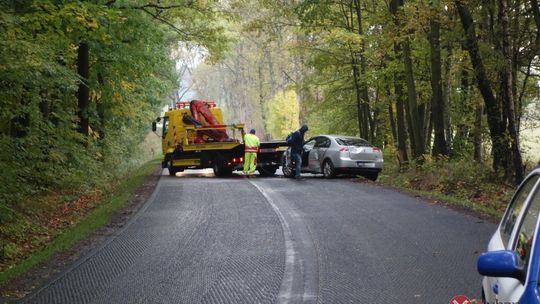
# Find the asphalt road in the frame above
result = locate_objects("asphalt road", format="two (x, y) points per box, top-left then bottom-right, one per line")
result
(22, 170), (496, 304)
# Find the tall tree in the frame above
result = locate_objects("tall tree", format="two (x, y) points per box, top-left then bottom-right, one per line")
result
(76, 41), (90, 137)
(531, 0), (540, 52)
(499, 0), (524, 183)
(393, 0), (425, 158)
(389, 0), (409, 164)
(454, 1), (510, 173)
(429, 0), (448, 156)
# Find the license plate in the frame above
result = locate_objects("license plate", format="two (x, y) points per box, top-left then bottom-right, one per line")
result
(357, 162), (375, 168)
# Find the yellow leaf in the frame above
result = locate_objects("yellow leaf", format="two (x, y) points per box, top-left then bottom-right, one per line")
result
(88, 19), (99, 29)
(120, 80), (136, 91)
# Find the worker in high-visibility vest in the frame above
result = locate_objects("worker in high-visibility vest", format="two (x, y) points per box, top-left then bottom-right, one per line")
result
(243, 128), (260, 177)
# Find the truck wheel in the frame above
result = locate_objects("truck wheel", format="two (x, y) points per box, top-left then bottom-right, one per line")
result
(213, 162), (232, 177)
(281, 155), (295, 178)
(168, 159), (177, 176)
(258, 166), (277, 177)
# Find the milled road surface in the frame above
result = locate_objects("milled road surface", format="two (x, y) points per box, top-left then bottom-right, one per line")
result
(22, 170), (495, 304)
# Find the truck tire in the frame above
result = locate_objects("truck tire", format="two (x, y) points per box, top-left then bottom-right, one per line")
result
(258, 166), (277, 177)
(281, 155), (295, 178)
(213, 162), (232, 177)
(168, 159), (178, 176)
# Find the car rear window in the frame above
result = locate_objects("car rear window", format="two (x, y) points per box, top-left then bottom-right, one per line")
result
(336, 138), (370, 147)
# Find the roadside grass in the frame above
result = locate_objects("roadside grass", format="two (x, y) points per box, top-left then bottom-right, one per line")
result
(377, 149), (515, 220)
(0, 159), (160, 287)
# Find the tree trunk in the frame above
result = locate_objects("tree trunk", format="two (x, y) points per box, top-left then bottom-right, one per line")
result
(530, 0), (540, 53)
(257, 58), (269, 135)
(386, 81), (398, 146)
(365, 102), (374, 142)
(474, 103), (483, 162)
(429, 0), (448, 156)
(295, 33), (307, 126)
(97, 73), (106, 141)
(77, 41), (90, 137)
(353, 0), (371, 140)
(455, 1), (509, 172)
(388, 102), (398, 145)
(266, 49), (277, 97)
(403, 39), (425, 158)
(442, 9), (455, 154)
(391, 0), (424, 159)
(351, 55), (365, 138)
(426, 110), (433, 153)
(9, 113), (29, 138)
(395, 73), (409, 165)
(499, 0), (524, 184)
(390, 0), (409, 164)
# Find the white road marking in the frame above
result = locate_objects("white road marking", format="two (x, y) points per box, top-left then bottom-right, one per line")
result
(249, 180), (297, 304)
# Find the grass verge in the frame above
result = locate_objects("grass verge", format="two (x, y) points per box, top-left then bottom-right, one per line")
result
(376, 150), (515, 221)
(0, 159), (160, 286)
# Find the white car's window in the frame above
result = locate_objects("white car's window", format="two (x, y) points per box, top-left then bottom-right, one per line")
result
(315, 137), (330, 148)
(336, 137), (370, 147)
(513, 186), (540, 274)
(500, 175), (540, 246)
(303, 139), (316, 151)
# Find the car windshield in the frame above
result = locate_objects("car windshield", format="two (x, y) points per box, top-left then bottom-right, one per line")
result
(336, 137), (370, 147)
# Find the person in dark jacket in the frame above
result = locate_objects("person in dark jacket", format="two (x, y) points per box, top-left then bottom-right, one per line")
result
(287, 124), (309, 179)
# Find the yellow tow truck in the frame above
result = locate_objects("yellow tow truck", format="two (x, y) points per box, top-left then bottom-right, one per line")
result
(152, 100), (285, 177)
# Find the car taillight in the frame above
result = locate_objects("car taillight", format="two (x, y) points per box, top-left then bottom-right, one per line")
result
(373, 147), (381, 152)
(339, 147), (349, 152)
(240, 157), (244, 162)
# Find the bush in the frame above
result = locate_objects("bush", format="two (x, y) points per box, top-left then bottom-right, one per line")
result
(379, 149), (513, 215)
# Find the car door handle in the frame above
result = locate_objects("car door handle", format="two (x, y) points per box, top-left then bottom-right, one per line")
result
(492, 282), (499, 295)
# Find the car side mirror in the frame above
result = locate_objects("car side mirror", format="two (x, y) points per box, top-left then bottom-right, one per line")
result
(151, 121), (157, 132)
(477, 250), (525, 282)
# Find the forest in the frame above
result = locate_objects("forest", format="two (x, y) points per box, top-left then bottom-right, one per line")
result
(1, 0), (539, 283)
(191, 0), (540, 184)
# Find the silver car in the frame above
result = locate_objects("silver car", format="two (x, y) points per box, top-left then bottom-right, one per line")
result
(282, 135), (384, 180)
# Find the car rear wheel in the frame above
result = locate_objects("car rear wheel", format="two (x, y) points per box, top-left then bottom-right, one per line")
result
(282, 155), (295, 178)
(364, 172), (379, 181)
(322, 159), (336, 178)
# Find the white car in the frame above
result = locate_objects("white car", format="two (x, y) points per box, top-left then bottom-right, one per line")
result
(282, 135), (383, 180)
(478, 166), (540, 303)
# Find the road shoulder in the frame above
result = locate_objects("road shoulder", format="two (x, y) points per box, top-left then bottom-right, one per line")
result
(352, 177), (500, 224)
(0, 166), (163, 303)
